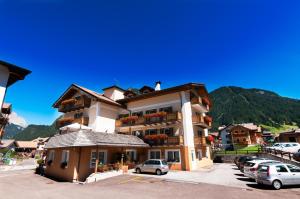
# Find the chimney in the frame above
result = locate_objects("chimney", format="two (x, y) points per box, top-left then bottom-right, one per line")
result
(155, 81), (161, 91)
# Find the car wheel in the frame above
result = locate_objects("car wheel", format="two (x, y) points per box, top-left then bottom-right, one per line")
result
(156, 169), (162, 175)
(136, 168), (141, 174)
(298, 149), (300, 153)
(272, 180), (282, 190)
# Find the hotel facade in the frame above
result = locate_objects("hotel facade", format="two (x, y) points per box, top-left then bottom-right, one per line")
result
(45, 82), (213, 182)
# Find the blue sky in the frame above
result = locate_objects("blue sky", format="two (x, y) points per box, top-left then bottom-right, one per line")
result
(1, 0), (300, 125)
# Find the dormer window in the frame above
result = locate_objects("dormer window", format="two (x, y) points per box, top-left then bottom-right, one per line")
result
(139, 86), (155, 94)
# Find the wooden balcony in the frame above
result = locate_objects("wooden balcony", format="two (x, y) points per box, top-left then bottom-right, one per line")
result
(0, 115), (8, 125)
(57, 116), (89, 128)
(58, 96), (91, 113)
(116, 112), (182, 127)
(191, 97), (209, 112)
(143, 135), (184, 146)
(192, 115), (212, 128)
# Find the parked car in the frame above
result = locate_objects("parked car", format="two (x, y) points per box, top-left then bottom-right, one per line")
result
(239, 157), (268, 173)
(280, 143), (300, 154)
(236, 156), (257, 169)
(256, 163), (300, 190)
(244, 160), (280, 179)
(293, 152), (300, 162)
(135, 159), (169, 175)
(265, 143), (284, 151)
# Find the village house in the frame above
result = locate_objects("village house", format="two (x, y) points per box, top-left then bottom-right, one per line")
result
(278, 129), (300, 143)
(219, 123), (262, 149)
(45, 82), (213, 182)
(0, 60), (31, 141)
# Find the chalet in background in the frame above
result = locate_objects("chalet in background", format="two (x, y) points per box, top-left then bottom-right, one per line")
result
(45, 82), (213, 182)
(219, 123), (263, 149)
(278, 129), (300, 143)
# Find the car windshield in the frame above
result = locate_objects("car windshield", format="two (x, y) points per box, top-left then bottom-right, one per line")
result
(162, 160), (168, 166)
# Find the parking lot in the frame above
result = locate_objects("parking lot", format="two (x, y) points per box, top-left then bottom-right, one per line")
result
(0, 164), (300, 199)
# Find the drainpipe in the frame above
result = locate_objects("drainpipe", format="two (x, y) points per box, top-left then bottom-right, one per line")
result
(77, 147), (82, 182)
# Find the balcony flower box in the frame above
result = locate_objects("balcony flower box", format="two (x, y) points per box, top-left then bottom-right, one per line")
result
(204, 116), (212, 123)
(143, 112), (167, 119)
(202, 97), (210, 106)
(47, 160), (53, 166)
(60, 162), (68, 169)
(120, 116), (139, 123)
(144, 134), (168, 145)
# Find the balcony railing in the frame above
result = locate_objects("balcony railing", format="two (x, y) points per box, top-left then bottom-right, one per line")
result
(192, 115), (212, 128)
(142, 135), (184, 146)
(0, 115), (8, 125)
(191, 97), (209, 112)
(57, 116), (89, 128)
(58, 96), (91, 113)
(116, 112), (182, 127)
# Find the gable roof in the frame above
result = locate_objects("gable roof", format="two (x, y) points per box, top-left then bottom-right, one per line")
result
(102, 85), (126, 92)
(15, 141), (37, 149)
(0, 139), (15, 149)
(118, 83), (211, 104)
(53, 84), (123, 108)
(0, 60), (31, 87)
(45, 131), (148, 149)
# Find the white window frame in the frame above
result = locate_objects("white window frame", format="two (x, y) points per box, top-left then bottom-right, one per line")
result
(165, 149), (181, 164)
(90, 150), (108, 168)
(61, 150), (70, 165)
(125, 149), (137, 161)
(48, 150), (55, 161)
(148, 149), (161, 159)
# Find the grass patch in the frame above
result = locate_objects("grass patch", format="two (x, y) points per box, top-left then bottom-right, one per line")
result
(261, 124), (298, 135)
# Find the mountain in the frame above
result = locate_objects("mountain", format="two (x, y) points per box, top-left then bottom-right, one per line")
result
(3, 123), (24, 139)
(210, 86), (300, 131)
(14, 121), (57, 141)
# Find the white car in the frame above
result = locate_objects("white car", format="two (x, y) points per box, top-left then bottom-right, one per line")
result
(280, 143), (300, 153)
(244, 160), (280, 179)
(266, 143), (284, 151)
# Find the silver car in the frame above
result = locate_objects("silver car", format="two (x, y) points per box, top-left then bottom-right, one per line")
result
(135, 159), (169, 175)
(256, 163), (300, 190)
(244, 160), (280, 179)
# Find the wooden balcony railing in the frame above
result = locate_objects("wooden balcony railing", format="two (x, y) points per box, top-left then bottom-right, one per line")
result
(116, 112), (182, 127)
(0, 115), (8, 125)
(58, 96), (91, 113)
(143, 135), (184, 146)
(191, 97), (210, 111)
(192, 115), (212, 128)
(57, 116), (89, 128)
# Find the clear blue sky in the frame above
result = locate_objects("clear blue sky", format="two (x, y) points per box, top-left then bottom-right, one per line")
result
(1, 0), (300, 125)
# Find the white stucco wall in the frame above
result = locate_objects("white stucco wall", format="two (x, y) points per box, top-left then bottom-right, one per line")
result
(0, 65), (9, 107)
(180, 91), (195, 148)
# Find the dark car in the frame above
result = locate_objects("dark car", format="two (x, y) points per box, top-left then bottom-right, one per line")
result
(236, 156), (256, 169)
(293, 152), (300, 162)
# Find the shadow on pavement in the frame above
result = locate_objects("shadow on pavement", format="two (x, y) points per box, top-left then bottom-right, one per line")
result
(236, 177), (255, 182)
(234, 174), (244, 177)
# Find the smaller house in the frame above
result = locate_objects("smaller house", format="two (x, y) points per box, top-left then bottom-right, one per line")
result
(219, 123), (262, 148)
(278, 129), (300, 143)
(0, 139), (16, 150)
(15, 141), (37, 154)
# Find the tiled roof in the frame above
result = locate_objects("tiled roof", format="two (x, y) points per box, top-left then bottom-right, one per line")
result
(15, 141), (38, 149)
(0, 139), (15, 149)
(45, 131), (149, 149)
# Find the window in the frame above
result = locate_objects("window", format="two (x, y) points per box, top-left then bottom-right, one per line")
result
(61, 150), (70, 164)
(48, 150), (55, 161)
(132, 111), (143, 117)
(149, 150), (161, 159)
(276, 165), (288, 173)
(159, 107), (173, 113)
(74, 112), (83, 119)
(197, 130), (203, 137)
(145, 109), (157, 114)
(90, 150), (107, 168)
(287, 165), (300, 172)
(196, 150), (202, 160)
(166, 150), (180, 163)
(126, 150), (137, 162)
(145, 129), (158, 135)
(160, 128), (174, 136)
